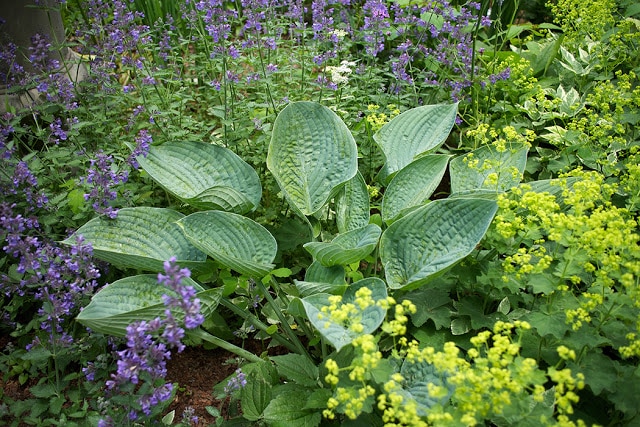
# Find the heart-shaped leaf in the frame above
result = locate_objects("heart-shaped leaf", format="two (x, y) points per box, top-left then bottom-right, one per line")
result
(138, 141), (262, 214)
(267, 101), (358, 216)
(375, 103), (458, 182)
(62, 207), (207, 272)
(380, 198), (498, 290)
(76, 274), (221, 337)
(176, 211), (277, 278)
(301, 278), (388, 351)
(382, 154), (450, 224)
(303, 224), (381, 267)
(335, 171), (370, 233)
(449, 142), (529, 194)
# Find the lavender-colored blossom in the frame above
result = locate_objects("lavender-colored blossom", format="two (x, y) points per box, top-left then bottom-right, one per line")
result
(82, 151), (128, 218)
(128, 129), (152, 169)
(158, 257), (204, 330)
(224, 369), (247, 394)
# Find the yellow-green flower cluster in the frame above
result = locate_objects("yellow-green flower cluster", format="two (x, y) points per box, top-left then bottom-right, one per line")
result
(492, 168), (640, 355)
(321, 295), (590, 426)
(547, 0), (615, 42)
(465, 123), (535, 151)
(365, 104), (401, 133)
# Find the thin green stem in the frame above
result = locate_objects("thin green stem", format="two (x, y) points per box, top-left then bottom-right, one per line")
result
(187, 328), (263, 364)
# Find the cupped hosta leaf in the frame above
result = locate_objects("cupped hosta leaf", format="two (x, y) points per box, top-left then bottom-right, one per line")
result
(137, 141), (262, 214)
(293, 280), (347, 298)
(267, 101), (358, 216)
(62, 207), (206, 271)
(304, 261), (345, 285)
(176, 211), (277, 278)
(382, 154), (450, 224)
(380, 198), (498, 290)
(335, 171), (370, 233)
(301, 278), (387, 351)
(375, 103), (458, 182)
(303, 224), (381, 267)
(449, 142), (529, 193)
(76, 274), (222, 337)
(396, 360), (454, 414)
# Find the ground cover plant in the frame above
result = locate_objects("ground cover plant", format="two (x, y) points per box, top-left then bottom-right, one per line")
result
(1, 0), (639, 425)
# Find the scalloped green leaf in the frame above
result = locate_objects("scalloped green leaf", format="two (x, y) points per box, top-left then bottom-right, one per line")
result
(62, 207), (207, 272)
(301, 278), (387, 351)
(76, 274), (221, 337)
(375, 103), (458, 182)
(449, 142), (529, 193)
(267, 101), (358, 216)
(335, 171), (370, 233)
(303, 224), (381, 267)
(382, 154), (450, 224)
(176, 211), (277, 278)
(137, 141), (262, 214)
(380, 198), (498, 290)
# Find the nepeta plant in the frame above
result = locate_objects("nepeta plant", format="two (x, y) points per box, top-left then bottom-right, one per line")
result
(96, 258), (204, 424)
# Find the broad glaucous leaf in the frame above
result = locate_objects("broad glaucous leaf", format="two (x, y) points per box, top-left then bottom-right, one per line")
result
(396, 360), (454, 414)
(335, 171), (370, 233)
(301, 278), (387, 351)
(293, 280), (347, 298)
(62, 207), (207, 272)
(76, 274), (222, 337)
(381, 154), (450, 224)
(176, 211), (277, 278)
(374, 103), (458, 182)
(380, 198), (498, 290)
(304, 261), (346, 285)
(267, 101), (358, 216)
(303, 224), (381, 267)
(449, 142), (529, 194)
(137, 140), (262, 214)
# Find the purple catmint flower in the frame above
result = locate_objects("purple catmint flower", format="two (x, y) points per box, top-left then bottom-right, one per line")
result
(82, 151), (128, 218)
(128, 129), (152, 169)
(224, 369), (247, 394)
(101, 257), (203, 421)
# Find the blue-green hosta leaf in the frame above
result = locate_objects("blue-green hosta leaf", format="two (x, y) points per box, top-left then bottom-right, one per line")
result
(76, 274), (222, 337)
(335, 171), (370, 233)
(382, 154), (450, 224)
(375, 103), (458, 182)
(176, 211), (277, 278)
(449, 142), (529, 194)
(301, 278), (387, 351)
(62, 207), (207, 272)
(267, 101), (358, 216)
(137, 141), (261, 214)
(380, 198), (498, 290)
(304, 261), (345, 285)
(303, 224), (381, 267)
(293, 280), (347, 298)
(396, 360), (454, 415)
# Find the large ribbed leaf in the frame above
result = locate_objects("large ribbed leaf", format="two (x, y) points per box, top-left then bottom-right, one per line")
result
(303, 224), (381, 267)
(62, 207), (207, 271)
(449, 142), (529, 194)
(375, 103), (458, 182)
(301, 278), (388, 351)
(137, 141), (261, 214)
(176, 211), (277, 278)
(304, 261), (345, 285)
(267, 101), (358, 216)
(381, 154), (450, 224)
(335, 171), (370, 233)
(380, 198), (498, 290)
(76, 274), (222, 337)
